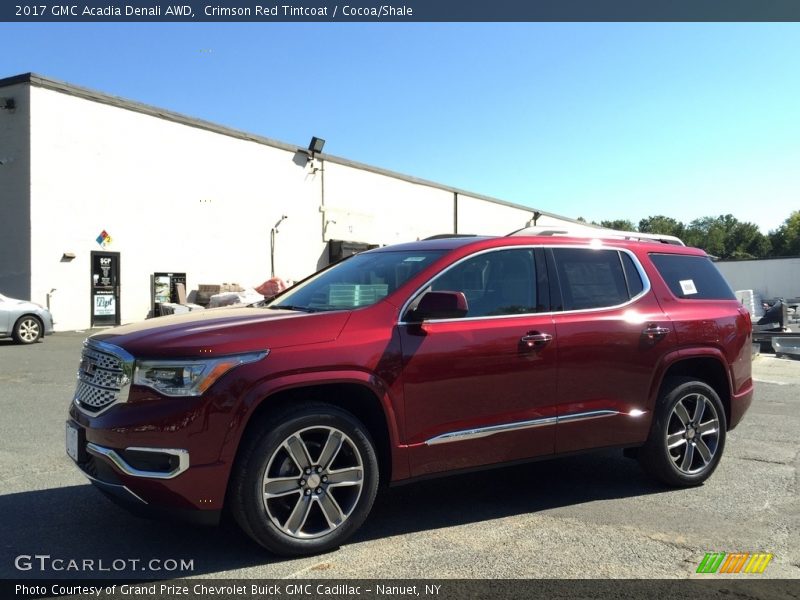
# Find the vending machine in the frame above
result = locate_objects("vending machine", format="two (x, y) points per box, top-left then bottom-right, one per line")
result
(151, 272), (187, 316)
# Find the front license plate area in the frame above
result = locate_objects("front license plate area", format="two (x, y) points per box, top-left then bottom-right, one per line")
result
(65, 421), (86, 463)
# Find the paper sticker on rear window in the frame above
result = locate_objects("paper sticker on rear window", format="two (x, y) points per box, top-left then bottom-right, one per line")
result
(404, 257), (428, 262)
(679, 279), (698, 295)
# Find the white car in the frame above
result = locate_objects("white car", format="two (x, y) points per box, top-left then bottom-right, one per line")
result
(0, 292), (54, 344)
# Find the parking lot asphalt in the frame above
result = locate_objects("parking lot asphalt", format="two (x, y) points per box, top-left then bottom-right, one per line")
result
(1, 332), (798, 580)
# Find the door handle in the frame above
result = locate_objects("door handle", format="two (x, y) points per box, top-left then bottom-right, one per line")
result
(520, 332), (553, 349)
(642, 324), (670, 341)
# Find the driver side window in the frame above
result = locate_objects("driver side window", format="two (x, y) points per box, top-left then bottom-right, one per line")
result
(428, 248), (538, 318)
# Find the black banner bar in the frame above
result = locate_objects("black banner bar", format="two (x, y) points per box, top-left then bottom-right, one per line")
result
(4, 579), (800, 600)
(4, 0), (800, 22)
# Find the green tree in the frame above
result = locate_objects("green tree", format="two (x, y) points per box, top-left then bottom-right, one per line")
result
(684, 214), (770, 259)
(769, 211), (800, 257)
(638, 215), (685, 238)
(600, 219), (637, 231)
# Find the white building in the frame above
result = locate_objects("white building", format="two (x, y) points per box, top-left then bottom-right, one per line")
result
(0, 73), (578, 331)
(716, 257), (800, 301)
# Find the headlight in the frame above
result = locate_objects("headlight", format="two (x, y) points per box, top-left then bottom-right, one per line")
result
(133, 351), (267, 397)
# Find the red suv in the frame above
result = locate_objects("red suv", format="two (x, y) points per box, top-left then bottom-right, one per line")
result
(66, 230), (753, 556)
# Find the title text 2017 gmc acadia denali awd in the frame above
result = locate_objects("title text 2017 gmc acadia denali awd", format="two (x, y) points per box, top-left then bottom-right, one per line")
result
(66, 230), (753, 556)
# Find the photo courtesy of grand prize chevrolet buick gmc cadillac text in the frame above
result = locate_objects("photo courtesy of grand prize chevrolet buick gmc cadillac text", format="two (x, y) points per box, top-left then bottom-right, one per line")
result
(66, 228), (753, 556)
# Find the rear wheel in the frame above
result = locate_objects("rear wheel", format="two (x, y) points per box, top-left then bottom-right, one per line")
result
(229, 403), (379, 556)
(13, 316), (42, 344)
(639, 377), (726, 486)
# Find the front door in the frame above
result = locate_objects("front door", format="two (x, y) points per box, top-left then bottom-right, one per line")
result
(90, 251), (121, 327)
(399, 247), (557, 477)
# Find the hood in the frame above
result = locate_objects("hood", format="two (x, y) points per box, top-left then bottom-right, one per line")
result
(2, 296), (43, 311)
(90, 307), (351, 358)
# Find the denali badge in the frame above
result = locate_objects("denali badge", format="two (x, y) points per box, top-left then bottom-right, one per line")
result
(80, 358), (96, 376)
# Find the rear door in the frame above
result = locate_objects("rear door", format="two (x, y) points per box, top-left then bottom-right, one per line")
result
(548, 246), (676, 453)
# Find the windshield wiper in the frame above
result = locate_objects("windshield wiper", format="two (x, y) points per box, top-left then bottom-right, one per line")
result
(265, 305), (317, 313)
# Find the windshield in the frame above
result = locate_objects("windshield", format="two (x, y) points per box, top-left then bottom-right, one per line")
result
(267, 250), (445, 312)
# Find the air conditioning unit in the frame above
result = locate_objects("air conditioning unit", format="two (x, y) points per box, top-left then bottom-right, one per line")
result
(328, 240), (379, 263)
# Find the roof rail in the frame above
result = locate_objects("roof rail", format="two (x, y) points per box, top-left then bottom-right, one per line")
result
(423, 234), (479, 240)
(507, 226), (685, 246)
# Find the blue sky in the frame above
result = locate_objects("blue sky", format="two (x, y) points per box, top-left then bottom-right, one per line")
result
(1, 23), (798, 232)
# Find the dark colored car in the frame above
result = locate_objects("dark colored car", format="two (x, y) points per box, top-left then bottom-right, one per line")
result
(66, 231), (753, 556)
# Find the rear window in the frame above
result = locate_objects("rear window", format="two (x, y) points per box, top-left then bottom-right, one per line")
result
(649, 254), (735, 300)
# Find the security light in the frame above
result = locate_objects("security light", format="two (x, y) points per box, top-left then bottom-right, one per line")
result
(292, 150), (310, 167)
(292, 136), (325, 167)
(308, 136), (325, 154)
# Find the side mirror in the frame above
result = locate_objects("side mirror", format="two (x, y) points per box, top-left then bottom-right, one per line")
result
(408, 291), (469, 321)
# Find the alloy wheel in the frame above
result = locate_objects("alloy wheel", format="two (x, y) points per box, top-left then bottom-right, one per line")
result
(665, 393), (720, 475)
(261, 426), (364, 539)
(17, 318), (41, 343)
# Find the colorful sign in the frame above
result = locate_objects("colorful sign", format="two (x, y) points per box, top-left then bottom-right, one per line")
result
(696, 552), (773, 574)
(96, 230), (113, 247)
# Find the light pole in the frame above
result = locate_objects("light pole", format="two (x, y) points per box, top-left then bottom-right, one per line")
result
(270, 215), (288, 278)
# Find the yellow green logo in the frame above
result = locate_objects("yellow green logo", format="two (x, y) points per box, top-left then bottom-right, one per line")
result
(696, 552), (773, 574)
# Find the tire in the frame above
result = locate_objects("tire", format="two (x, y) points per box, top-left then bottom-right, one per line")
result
(638, 377), (727, 487)
(13, 316), (43, 344)
(229, 403), (379, 556)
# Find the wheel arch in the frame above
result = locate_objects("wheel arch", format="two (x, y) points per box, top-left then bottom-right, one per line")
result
(654, 353), (732, 430)
(231, 377), (400, 488)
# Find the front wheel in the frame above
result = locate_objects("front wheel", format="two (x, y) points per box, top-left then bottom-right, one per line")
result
(229, 403), (379, 556)
(638, 377), (727, 487)
(13, 316), (42, 344)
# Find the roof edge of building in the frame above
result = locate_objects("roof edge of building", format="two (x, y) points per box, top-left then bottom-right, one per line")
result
(0, 71), (578, 225)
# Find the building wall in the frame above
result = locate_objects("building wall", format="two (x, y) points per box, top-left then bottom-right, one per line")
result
(716, 258), (800, 300)
(322, 161), (454, 245)
(0, 83), (31, 300)
(456, 194), (567, 235)
(29, 86), (323, 330)
(17, 80), (577, 331)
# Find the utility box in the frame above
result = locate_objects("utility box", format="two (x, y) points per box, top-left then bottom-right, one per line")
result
(328, 240), (379, 264)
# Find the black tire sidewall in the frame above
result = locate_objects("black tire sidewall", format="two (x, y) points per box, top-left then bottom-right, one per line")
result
(236, 406), (379, 556)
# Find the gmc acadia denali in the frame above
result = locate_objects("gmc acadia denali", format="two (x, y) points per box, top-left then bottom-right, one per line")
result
(66, 230), (753, 556)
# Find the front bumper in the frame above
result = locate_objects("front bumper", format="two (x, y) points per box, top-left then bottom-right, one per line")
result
(42, 309), (54, 336)
(85, 443), (190, 479)
(78, 463), (220, 526)
(67, 390), (234, 517)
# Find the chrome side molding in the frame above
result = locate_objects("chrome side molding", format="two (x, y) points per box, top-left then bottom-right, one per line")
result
(426, 417), (558, 445)
(86, 443), (190, 479)
(556, 409), (620, 424)
(425, 409), (646, 446)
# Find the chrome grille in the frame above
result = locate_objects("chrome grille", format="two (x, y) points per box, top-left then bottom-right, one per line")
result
(83, 347), (123, 371)
(74, 380), (119, 409)
(73, 341), (133, 415)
